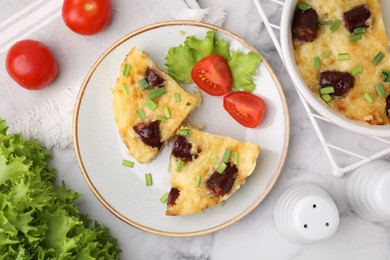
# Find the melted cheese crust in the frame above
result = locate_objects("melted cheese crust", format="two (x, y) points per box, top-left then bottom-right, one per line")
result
(293, 0), (390, 125)
(113, 47), (198, 163)
(166, 127), (260, 216)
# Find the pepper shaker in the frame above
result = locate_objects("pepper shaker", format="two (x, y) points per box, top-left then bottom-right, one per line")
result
(274, 183), (340, 244)
(347, 160), (390, 222)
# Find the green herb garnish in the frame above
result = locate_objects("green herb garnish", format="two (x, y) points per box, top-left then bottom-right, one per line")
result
(323, 50), (331, 58)
(177, 159), (184, 172)
(320, 87), (335, 95)
(145, 173), (153, 186)
(349, 34), (362, 42)
(375, 84), (386, 98)
(179, 129), (191, 136)
(148, 87), (166, 99)
(122, 159), (134, 168)
(222, 148), (232, 163)
(233, 151), (239, 165)
(164, 107), (171, 118)
(175, 93), (181, 103)
(337, 53), (350, 60)
(136, 108), (146, 120)
(160, 193), (169, 203)
(314, 56), (320, 69)
(145, 99), (157, 111)
(330, 20), (341, 32)
(123, 64), (131, 76)
(381, 69), (390, 82)
(364, 93), (374, 103)
(195, 176), (201, 188)
(121, 84), (130, 96)
(156, 116), (167, 122)
(321, 94), (332, 103)
(216, 162), (227, 174)
(298, 2), (311, 11)
(351, 65), (363, 76)
(372, 52), (385, 65)
(353, 27), (366, 35)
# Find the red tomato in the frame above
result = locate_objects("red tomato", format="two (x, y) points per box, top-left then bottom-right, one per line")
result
(5, 40), (58, 90)
(191, 54), (232, 96)
(62, 0), (112, 35)
(223, 92), (266, 128)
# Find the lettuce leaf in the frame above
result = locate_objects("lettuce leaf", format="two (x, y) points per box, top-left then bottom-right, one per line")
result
(165, 30), (261, 92)
(229, 51), (262, 92)
(0, 119), (120, 259)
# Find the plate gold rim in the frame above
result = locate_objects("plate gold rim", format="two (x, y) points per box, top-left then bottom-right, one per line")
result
(73, 20), (290, 237)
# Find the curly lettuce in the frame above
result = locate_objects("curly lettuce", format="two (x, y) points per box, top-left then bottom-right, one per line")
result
(0, 119), (120, 259)
(165, 30), (261, 92)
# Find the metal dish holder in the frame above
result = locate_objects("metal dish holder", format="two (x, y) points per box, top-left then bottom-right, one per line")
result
(253, 0), (390, 177)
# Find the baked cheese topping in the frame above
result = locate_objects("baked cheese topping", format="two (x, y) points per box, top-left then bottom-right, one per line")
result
(293, 0), (390, 125)
(166, 127), (260, 216)
(112, 47), (199, 163)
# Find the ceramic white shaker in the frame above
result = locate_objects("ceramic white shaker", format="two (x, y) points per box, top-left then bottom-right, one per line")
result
(274, 183), (340, 244)
(347, 159), (390, 222)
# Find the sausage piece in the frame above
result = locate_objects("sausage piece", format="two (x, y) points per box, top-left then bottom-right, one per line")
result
(168, 187), (180, 206)
(133, 120), (162, 149)
(171, 136), (193, 161)
(343, 5), (371, 33)
(206, 164), (238, 197)
(319, 71), (354, 97)
(292, 8), (320, 42)
(145, 67), (164, 87)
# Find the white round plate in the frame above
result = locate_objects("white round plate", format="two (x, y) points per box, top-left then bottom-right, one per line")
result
(73, 21), (290, 236)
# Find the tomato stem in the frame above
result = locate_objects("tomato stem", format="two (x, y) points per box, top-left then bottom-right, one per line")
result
(84, 3), (92, 11)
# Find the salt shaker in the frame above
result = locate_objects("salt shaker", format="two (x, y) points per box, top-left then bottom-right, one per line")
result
(347, 160), (390, 222)
(274, 183), (340, 244)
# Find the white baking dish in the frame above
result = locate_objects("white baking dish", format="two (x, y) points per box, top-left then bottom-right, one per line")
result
(280, 0), (390, 137)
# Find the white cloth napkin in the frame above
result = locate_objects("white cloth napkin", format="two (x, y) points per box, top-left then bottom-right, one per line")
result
(0, 0), (225, 148)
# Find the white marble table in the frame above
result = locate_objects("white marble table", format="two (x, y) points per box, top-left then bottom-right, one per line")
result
(52, 0), (390, 259)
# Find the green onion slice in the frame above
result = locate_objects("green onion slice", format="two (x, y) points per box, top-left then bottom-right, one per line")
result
(330, 19), (341, 32)
(216, 162), (227, 174)
(175, 93), (181, 103)
(122, 85), (130, 96)
(320, 20), (332, 25)
(177, 159), (184, 172)
(353, 27), (366, 35)
(314, 56), (320, 69)
(145, 173), (153, 186)
(351, 65), (364, 76)
(323, 50), (331, 58)
(160, 193), (169, 203)
(136, 108), (146, 120)
(156, 116), (167, 122)
(381, 69), (390, 82)
(222, 148), (232, 163)
(145, 99), (158, 111)
(138, 78), (150, 90)
(372, 52), (385, 65)
(148, 87), (166, 99)
(349, 34), (362, 42)
(123, 64), (131, 76)
(337, 53), (350, 60)
(195, 175), (201, 188)
(211, 155), (218, 165)
(233, 151), (239, 165)
(321, 94), (332, 103)
(164, 107), (171, 118)
(179, 129), (191, 136)
(375, 84), (386, 98)
(298, 2), (311, 11)
(364, 93), (374, 104)
(320, 86), (335, 95)
(122, 159), (134, 168)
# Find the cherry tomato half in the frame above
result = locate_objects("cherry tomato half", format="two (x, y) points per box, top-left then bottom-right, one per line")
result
(191, 54), (232, 96)
(223, 91), (266, 128)
(62, 0), (112, 35)
(5, 40), (58, 90)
